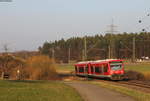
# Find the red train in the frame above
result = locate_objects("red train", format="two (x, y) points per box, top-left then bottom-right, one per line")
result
(75, 59), (125, 80)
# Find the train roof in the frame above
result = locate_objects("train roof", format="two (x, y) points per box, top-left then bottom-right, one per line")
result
(75, 59), (123, 65)
(93, 59), (122, 63)
(75, 61), (93, 65)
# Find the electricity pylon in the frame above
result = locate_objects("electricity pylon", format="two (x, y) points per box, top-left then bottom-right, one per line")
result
(106, 19), (118, 59)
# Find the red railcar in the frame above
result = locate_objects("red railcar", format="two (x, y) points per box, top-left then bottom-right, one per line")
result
(75, 59), (124, 80)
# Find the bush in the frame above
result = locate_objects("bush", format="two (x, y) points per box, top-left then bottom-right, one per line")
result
(124, 70), (145, 80)
(143, 72), (150, 81)
(0, 55), (25, 80)
(24, 56), (58, 80)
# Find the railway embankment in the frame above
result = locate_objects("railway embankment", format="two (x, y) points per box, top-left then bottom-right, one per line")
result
(66, 82), (135, 101)
(92, 81), (150, 101)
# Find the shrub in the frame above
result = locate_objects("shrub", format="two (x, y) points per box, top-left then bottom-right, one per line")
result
(24, 56), (58, 80)
(124, 70), (145, 80)
(143, 72), (150, 81)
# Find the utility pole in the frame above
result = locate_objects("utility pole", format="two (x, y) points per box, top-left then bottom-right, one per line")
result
(84, 36), (87, 60)
(52, 48), (55, 63)
(82, 49), (85, 61)
(132, 37), (136, 62)
(108, 45), (111, 59)
(106, 19), (118, 59)
(68, 47), (71, 63)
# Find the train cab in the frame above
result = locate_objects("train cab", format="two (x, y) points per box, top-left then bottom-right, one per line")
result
(108, 60), (124, 80)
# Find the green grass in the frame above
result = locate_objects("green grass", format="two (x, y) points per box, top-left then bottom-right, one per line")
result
(0, 80), (83, 101)
(92, 81), (150, 101)
(56, 64), (74, 72)
(125, 63), (150, 73)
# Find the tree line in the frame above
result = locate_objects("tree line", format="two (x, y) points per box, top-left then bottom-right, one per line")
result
(39, 32), (150, 63)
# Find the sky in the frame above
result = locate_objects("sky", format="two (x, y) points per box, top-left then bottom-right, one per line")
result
(0, 0), (150, 52)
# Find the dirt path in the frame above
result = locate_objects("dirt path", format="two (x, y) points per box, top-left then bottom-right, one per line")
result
(66, 82), (135, 101)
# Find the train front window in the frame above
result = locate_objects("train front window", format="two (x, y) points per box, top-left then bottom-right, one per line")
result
(110, 64), (122, 70)
(110, 61), (123, 70)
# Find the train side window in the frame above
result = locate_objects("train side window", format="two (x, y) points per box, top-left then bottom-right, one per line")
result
(79, 67), (84, 73)
(91, 66), (94, 73)
(95, 67), (100, 73)
(85, 66), (88, 72)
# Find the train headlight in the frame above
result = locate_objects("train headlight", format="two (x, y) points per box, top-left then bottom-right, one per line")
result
(110, 71), (114, 74)
(121, 71), (124, 74)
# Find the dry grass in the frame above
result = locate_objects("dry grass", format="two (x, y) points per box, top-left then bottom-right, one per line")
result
(24, 55), (58, 80)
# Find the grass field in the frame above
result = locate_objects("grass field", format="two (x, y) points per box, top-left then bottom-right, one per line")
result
(56, 64), (74, 73)
(0, 80), (83, 101)
(125, 63), (150, 72)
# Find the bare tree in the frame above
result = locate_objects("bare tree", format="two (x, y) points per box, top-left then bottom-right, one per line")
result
(2, 43), (10, 54)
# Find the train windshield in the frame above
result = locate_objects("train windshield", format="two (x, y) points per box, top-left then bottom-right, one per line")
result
(110, 61), (123, 70)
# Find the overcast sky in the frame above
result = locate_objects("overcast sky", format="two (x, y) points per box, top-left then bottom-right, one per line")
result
(0, 0), (149, 52)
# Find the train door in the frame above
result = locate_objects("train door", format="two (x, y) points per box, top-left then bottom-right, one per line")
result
(85, 65), (88, 73)
(90, 65), (94, 74)
(103, 63), (109, 75)
(94, 64), (101, 75)
(101, 64), (104, 75)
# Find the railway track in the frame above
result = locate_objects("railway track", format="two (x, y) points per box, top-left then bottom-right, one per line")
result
(77, 76), (150, 88)
(90, 78), (150, 89)
(92, 79), (150, 93)
(118, 80), (150, 89)
(66, 74), (150, 90)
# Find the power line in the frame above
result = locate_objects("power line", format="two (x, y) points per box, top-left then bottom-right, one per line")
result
(138, 12), (150, 32)
(106, 19), (118, 34)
